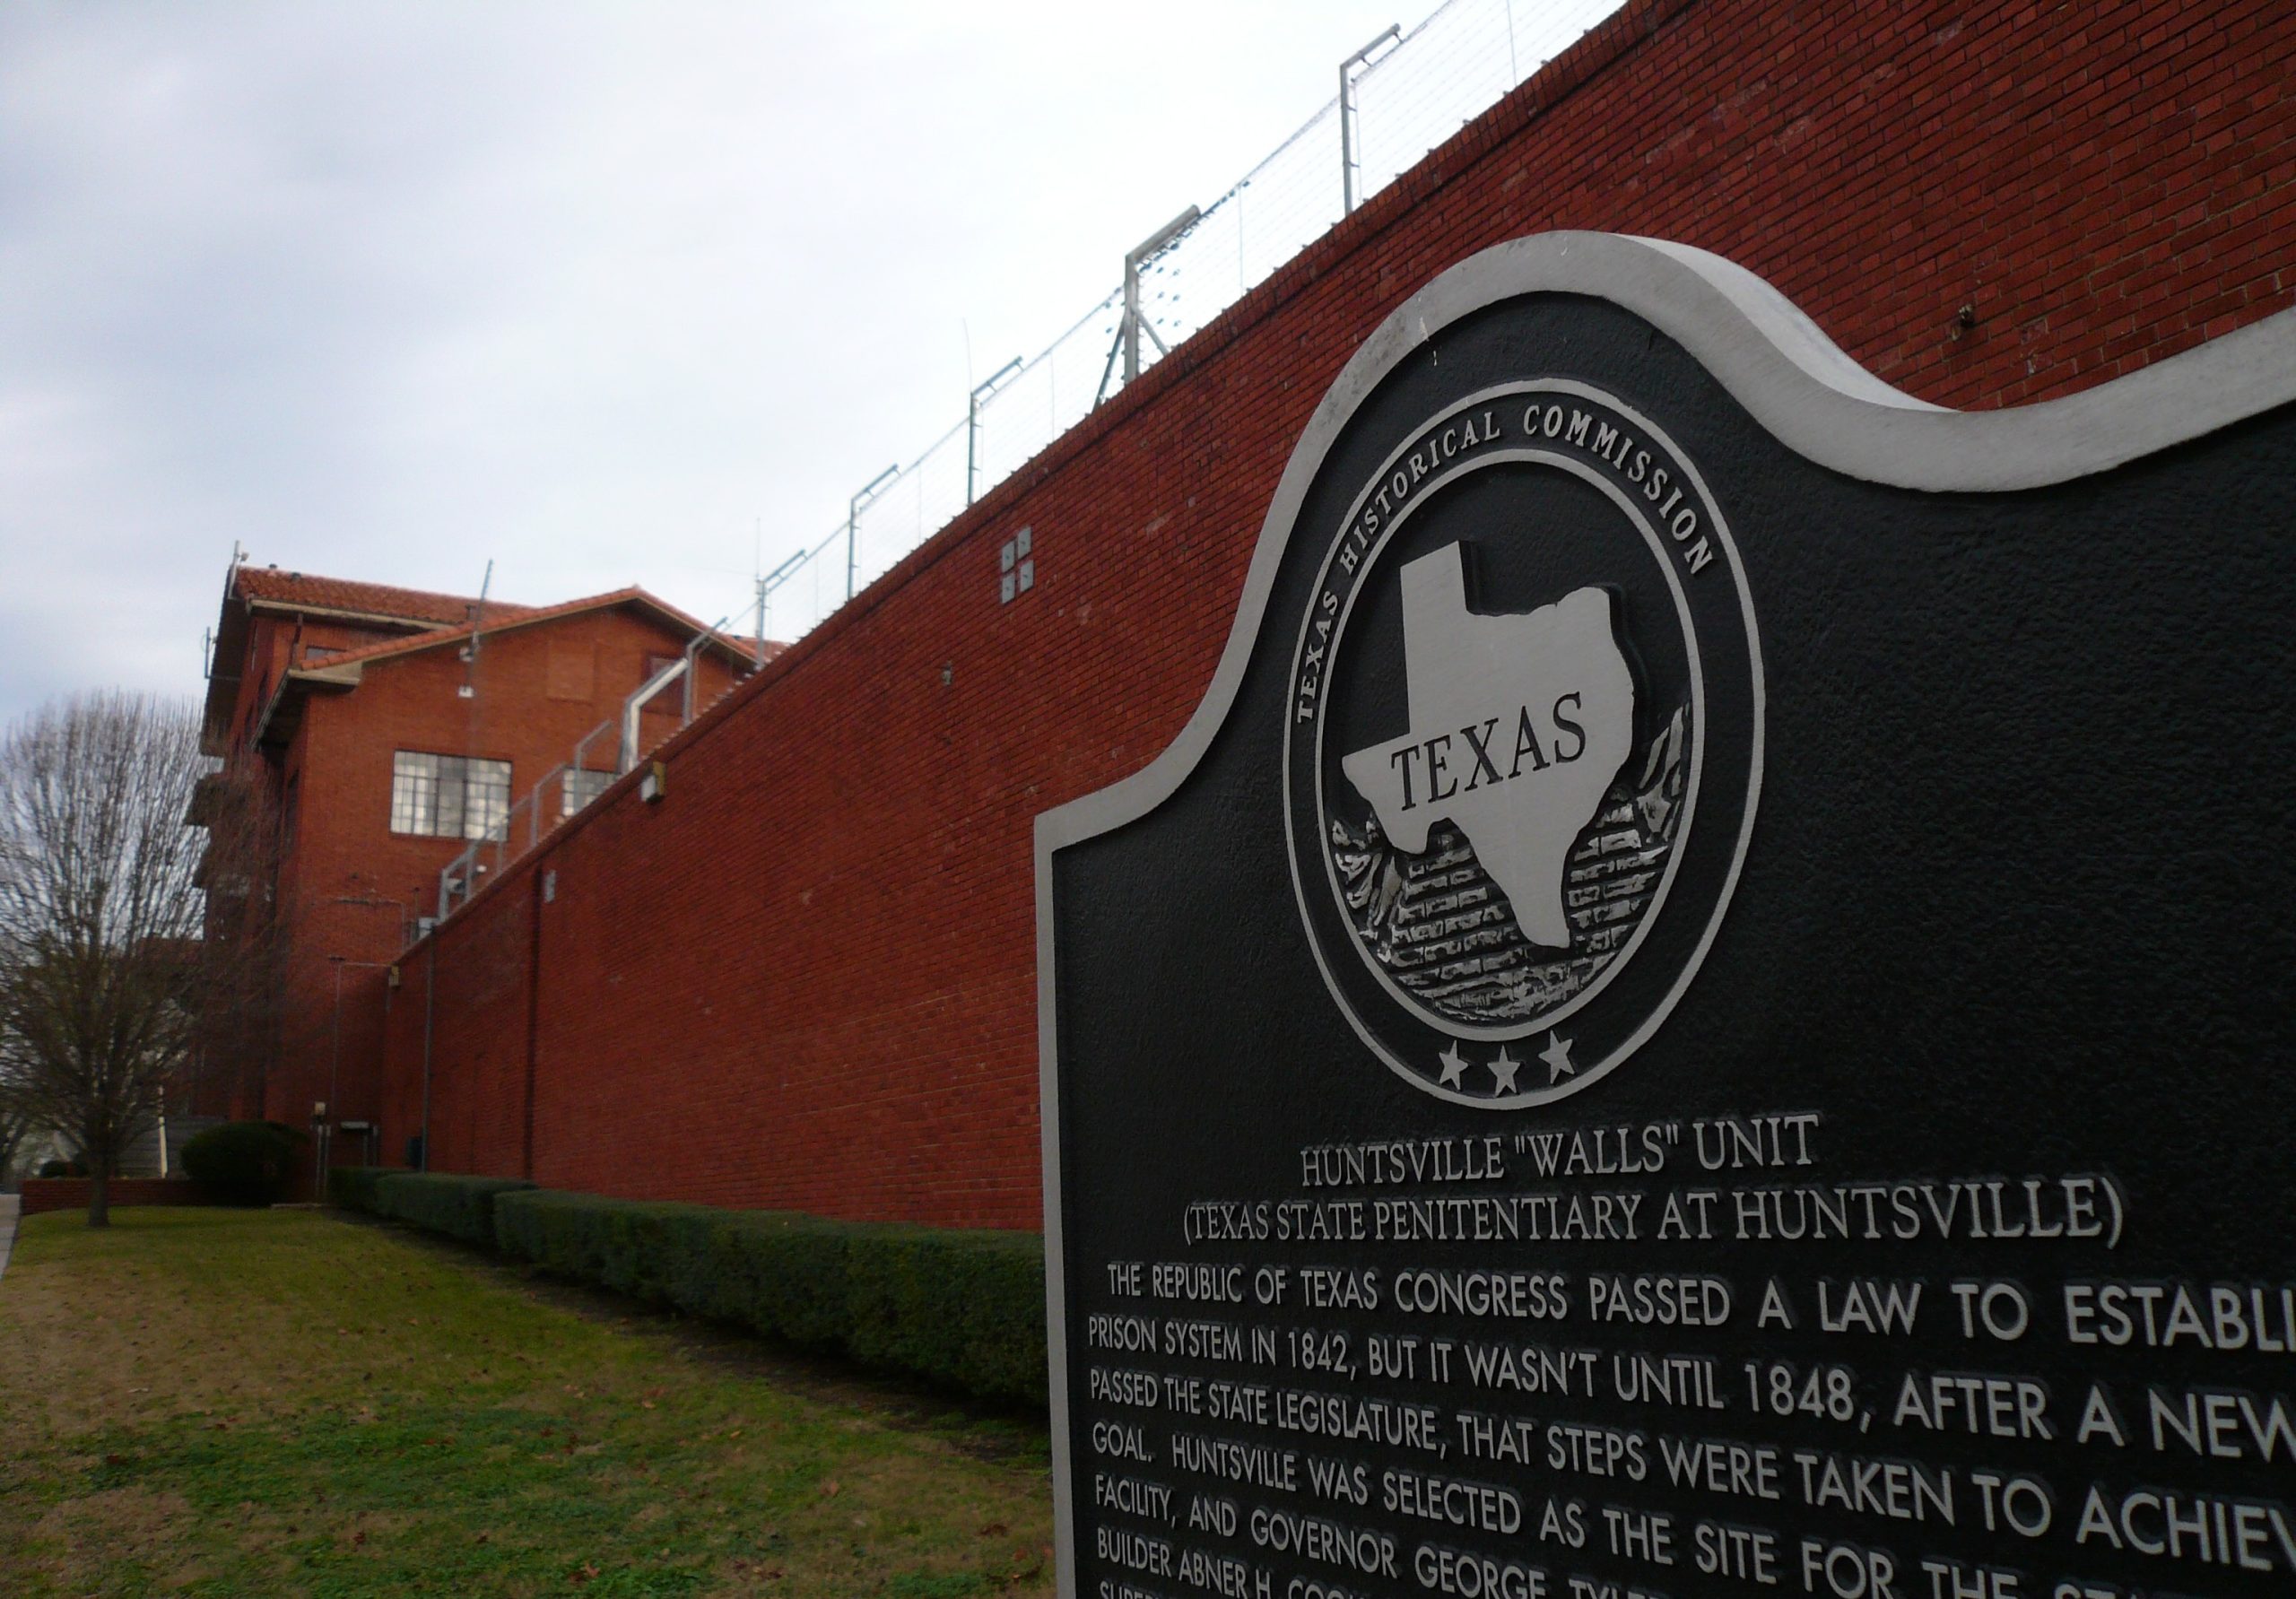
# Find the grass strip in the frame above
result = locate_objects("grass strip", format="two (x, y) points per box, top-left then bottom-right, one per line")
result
(0, 1208), (1052, 1598)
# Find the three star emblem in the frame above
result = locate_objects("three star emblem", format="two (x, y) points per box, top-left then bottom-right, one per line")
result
(1432, 1032), (1576, 1094)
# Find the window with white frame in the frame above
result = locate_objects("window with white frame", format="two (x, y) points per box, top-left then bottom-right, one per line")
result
(390, 752), (512, 839)
(561, 767), (612, 817)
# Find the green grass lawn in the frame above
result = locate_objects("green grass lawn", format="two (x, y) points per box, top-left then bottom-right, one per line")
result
(0, 1207), (1054, 1598)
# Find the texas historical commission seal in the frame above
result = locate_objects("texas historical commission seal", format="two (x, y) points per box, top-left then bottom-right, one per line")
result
(1283, 380), (1763, 1107)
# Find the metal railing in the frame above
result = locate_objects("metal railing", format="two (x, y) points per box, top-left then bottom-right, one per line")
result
(434, 613), (764, 923)
(428, 0), (1629, 932)
(744, 0), (1624, 644)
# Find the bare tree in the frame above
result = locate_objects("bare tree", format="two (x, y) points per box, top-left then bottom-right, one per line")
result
(188, 744), (291, 1119)
(0, 1069), (33, 1186)
(0, 693), (211, 1225)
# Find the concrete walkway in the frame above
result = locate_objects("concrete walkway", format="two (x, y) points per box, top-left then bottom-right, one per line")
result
(0, 1194), (18, 1282)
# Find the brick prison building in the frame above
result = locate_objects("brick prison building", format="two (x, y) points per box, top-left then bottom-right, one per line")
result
(200, 0), (2296, 1223)
(190, 562), (756, 1171)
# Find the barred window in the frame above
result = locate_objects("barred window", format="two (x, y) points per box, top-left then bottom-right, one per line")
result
(391, 752), (512, 839)
(561, 767), (612, 818)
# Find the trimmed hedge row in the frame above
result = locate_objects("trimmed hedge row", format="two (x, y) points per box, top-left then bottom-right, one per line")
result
(492, 1190), (1048, 1407)
(326, 1165), (388, 1212)
(839, 1221), (1048, 1407)
(491, 1192), (848, 1350)
(371, 1172), (535, 1247)
(332, 1173), (1048, 1408)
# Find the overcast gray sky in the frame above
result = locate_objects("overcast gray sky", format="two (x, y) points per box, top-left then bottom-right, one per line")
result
(0, 1), (1499, 724)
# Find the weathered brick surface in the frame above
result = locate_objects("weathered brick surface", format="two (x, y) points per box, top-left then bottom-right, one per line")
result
(19, 1179), (210, 1216)
(371, 0), (2296, 1227)
(202, 588), (742, 1149)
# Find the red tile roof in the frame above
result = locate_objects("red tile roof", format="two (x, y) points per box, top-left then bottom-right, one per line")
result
(233, 565), (535, 626)
(290, 586), (763, 674)
(208, 563), (781, 757)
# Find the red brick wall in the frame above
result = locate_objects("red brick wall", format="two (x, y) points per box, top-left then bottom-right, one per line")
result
(379, 940), (430, 1170)
(423, 878), (536, 1178)
(20, 1179), (210, 1217)
(372, 0), (2296, 1227)
(245, 607), (743, 1137)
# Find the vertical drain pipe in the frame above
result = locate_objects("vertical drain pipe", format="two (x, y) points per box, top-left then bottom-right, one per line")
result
(420, 937), (437, 1170)
(523, 869), (545, 1181)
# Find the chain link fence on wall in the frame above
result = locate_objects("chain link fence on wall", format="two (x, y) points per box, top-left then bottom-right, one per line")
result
(756, 0), (1625, 643)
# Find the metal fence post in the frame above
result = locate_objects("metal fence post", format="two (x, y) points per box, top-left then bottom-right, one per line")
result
(969, 358), (1022, 506)
(1340, 25), (1402, 215)
(847, 466), (898, 602)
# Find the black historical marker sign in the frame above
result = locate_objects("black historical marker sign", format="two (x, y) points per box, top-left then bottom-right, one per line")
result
(1037, 233), (2296, 1599)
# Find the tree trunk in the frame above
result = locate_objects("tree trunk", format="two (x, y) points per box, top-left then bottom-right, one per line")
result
(87, 1163), (109, 1228)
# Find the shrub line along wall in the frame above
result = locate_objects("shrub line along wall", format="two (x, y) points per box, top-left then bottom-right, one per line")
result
(361, 0), (2296, 1227)
(330, 1169), (1048, 1408)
